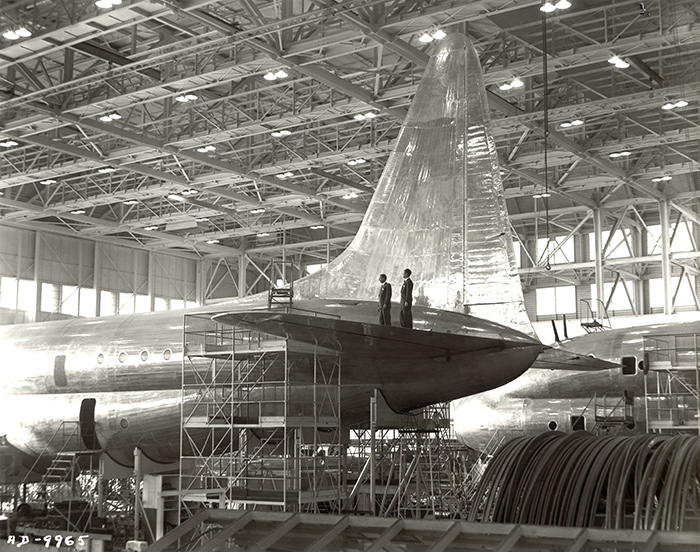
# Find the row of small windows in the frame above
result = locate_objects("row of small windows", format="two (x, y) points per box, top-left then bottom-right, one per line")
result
(0, 277), (197, 316)
(95, 348), (172, 364)
(54, 350), (174, 388)
(536, 278), (697, 316)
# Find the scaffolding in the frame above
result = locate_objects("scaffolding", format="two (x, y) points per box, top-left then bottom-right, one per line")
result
(643, 333), (700, 434)
(179, 313), (343, 518)
(345, 392), (468, 519)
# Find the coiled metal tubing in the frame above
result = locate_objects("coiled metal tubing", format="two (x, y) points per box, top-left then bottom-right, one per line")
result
(468, 431), (700, 530)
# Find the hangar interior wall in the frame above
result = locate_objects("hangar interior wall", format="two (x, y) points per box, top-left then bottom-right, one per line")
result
(2, 208), (700, 327)
(0, 227), (226, 324)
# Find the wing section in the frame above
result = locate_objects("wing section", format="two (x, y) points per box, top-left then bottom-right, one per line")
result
(213, 311), (523, 360)
(531, 346), (621, 371)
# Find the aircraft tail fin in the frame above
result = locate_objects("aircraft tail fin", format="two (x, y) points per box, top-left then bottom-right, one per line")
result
(296, 34), (533, 336)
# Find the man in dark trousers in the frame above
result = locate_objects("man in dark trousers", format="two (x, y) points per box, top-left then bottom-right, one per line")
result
(400, 268), (413, 329)
(378, 274), (392, 325)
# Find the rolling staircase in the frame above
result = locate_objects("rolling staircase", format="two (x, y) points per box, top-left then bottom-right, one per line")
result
(19, 421), (102, 532)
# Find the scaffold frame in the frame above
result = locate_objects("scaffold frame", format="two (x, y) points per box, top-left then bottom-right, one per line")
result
(178, 313), (344, 521)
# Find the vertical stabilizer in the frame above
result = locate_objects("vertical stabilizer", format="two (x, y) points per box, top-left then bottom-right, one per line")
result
(296, 34), (533, 336)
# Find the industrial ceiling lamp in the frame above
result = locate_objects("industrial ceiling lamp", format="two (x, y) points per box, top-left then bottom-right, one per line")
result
(607, 55), (630, 69)
(3, 27), (31, 40)
(499, 77), (524, 91)
(95, 0), (122, 8)
(418, 28), (446, 43)
(98, 112), (121, 122)
(263, 69), (289, 81)
(540, 0), (571, 12)
(175, 93), (198, 102)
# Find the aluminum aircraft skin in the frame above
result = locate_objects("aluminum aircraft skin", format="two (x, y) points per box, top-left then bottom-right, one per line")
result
(453, 317), (700, 451)
(0, 34), (546, 477)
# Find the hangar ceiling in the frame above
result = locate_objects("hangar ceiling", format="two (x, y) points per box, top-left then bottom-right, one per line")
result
(1, 0), (699, 279)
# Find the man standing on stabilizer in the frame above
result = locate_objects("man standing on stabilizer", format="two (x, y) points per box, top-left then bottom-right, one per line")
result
(400, 268), (413, 329)
(378, 274), (392, 325)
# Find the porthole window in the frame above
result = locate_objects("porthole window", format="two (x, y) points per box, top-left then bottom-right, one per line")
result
(97, 353), (104, 365)
(140, 350), (148, 362)
(118, 352), (126, 363)
(163, 348), (172, 361)
(548, 420), (558, 431)
(119, 418), (129, 430)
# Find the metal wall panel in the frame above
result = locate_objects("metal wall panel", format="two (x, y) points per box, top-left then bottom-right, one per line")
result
(0, 227), (35, 279)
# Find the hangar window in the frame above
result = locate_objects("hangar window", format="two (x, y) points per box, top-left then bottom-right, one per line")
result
(118, 352), (126, 363)
(41, 283), (60, 313)
(97, 353), (104, 364)
(54, 355), (68, 387)
(590, 282), (635, 314)
(100, 290), (118, 316)
(548, 420), (558, 431)
(536, 286), (575, 316)
(140, 350), (148, 362)
(649, 277), (695, 309)
(622, 356), (636, 375)
(163, 348), (172, 361)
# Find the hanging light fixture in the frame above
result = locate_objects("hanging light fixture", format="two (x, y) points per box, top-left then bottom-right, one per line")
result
(3, 27), (32, 40)
(498, 77), (524, 91)
(95, 0), (122, 8)
(98, 112), (121, 122)
(175, 93), (198, 102)
(607, 55), (630, 69)
(263, 70), (289, 81)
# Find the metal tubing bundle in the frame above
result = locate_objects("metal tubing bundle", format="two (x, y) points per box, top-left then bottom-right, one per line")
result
(468, 431), (700, 529)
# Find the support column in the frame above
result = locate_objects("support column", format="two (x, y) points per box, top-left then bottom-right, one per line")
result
(195, 257), (205, 305)
(34, 231), (42, 319)
(632, 226), (644, 314)
(134, 447), (142, 541)
(593, 209), (605, 313)
(660, 200), (673, 314)
(147, 251), (155, 311)
(238, 254), (249, 297)
(369, 393), (377, 516)
(94, 244), (102, 316)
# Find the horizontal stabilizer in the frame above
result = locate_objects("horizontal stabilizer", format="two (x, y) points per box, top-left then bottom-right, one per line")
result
(531, 346), (621, 371)
(213, 312), (526, 360)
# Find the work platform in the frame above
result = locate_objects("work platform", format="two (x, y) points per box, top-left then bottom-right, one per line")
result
(644, 333), (700, 434)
